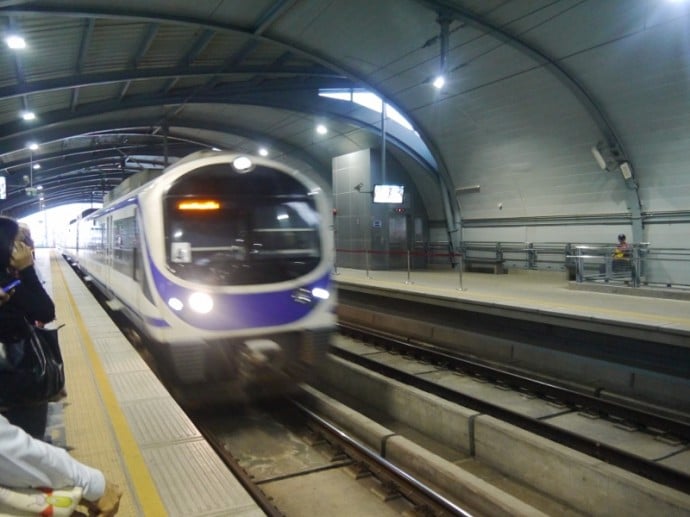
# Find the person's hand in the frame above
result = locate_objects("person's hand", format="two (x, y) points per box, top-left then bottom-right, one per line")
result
(0, 288), (8, 306)
(9, 240), (33, 271)
(83, 481), (122, 517)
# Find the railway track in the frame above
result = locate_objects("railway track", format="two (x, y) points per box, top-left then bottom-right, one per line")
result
(334, 323), (690, 494)
(302, 326), (690, 515)
(193, 398), (480, 516)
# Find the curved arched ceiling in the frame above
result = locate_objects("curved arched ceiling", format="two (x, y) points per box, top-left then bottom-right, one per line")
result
(1, 0), (689, 245)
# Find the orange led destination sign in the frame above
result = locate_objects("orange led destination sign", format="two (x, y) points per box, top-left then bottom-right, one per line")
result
(177, 200), (220, 210)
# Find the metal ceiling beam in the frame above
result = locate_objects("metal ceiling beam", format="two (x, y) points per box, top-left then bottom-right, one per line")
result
(0, 65), (343, 100)
(202, 0), (299, 89)
(76, 18), (95, 73)
(70, 87), (80, 112)
(254, 0), (297, 35)
(132, 22), (159, 68)
(1, 139), (191, 172)
(183, 28), (215, 65)
(162, 27), (217, 93)
(118, 80), (131, 100)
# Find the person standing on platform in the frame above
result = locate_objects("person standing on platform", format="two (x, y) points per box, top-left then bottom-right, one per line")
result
(0, 412), (122, 516)
(0, 216), (56, 439)
(612, 233), (631, 272)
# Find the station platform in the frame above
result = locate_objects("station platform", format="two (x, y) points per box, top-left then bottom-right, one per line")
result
(32, 249), (264, 517)
(332, 266), (690, 344)
(17, 252), (688, 516)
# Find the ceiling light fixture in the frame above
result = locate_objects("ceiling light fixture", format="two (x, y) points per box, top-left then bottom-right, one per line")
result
(5, 35), (26, 49)
(316, 124), (328, 135)
(432, 76), (445, 89)
(21, 111), (36, 121)
(433, 12), (451, 90)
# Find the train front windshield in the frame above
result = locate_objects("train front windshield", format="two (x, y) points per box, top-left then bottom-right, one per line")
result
(164, 163), (322, 286)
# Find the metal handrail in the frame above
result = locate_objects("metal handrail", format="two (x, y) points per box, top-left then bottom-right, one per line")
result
(334, 242), (690, 288)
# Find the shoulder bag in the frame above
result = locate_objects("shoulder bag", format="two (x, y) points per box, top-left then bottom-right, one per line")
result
(0, 322), (65, 408)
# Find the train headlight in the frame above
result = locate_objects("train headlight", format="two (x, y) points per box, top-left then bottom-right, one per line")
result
(189, 292), (214, 314)
(167, 297), (184, 311)
(232, 156), (254, 173)
(311, 287), (330, 300)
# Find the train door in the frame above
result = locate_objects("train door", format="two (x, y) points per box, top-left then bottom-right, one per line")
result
(105, 215), (113, 292)
(132, 206), (143, 315)
(388, 212), (408, 269)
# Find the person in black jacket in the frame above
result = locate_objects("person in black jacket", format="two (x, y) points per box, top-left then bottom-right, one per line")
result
(0, 216), (56, 439)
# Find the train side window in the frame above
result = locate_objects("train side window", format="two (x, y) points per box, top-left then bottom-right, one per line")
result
(113, 215), (137, 278)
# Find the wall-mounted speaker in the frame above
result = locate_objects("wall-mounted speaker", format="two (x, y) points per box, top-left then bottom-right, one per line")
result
(619, 162), (633, 179)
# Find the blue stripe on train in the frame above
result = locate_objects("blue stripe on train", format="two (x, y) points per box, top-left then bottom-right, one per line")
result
(149, 262), (331, 331)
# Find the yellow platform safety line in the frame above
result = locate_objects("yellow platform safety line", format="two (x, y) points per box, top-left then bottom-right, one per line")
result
(52, 256), (168, 516)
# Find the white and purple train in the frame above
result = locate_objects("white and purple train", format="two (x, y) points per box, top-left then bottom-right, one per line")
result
(59, 151), (335, 401)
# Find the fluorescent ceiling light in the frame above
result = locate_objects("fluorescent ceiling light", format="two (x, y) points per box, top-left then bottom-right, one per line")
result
(591, 145), (607, 170)
(21, 111), (36, 121)
(433, 75), (445, 89)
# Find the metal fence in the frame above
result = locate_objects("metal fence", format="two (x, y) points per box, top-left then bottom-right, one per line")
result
(335, 242), (690, 289)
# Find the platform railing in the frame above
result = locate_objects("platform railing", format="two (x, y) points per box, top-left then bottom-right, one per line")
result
(569, 244), (644, 287)
(568, 244), (690, 289)
(334, 242), (690, 290)
(334, 246), (466, 290)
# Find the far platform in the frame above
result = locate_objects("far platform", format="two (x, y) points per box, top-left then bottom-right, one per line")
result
(333, 267), (690, 346)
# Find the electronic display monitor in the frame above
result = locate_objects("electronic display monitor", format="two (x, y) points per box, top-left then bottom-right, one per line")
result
(373, 184), (404, 204)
